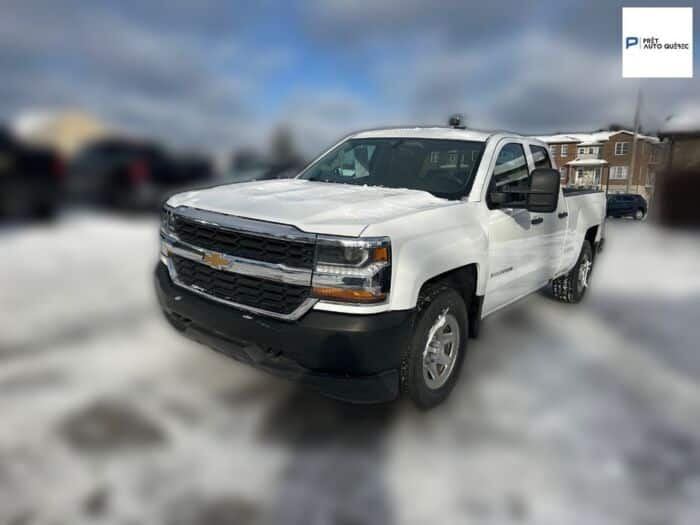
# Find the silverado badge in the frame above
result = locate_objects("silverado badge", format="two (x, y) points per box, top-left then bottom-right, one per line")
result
(202, 252), (230, 270)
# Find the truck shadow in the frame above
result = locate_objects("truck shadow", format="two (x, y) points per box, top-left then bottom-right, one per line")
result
(257, 388), (398, 525)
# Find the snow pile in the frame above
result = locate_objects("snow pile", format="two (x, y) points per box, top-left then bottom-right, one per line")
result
(0, 213), (699, 524)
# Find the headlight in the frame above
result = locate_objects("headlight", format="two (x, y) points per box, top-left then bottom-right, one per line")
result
(312, 236), (391, 303)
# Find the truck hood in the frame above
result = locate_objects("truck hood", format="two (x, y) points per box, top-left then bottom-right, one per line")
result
(167, 179), (459, 236)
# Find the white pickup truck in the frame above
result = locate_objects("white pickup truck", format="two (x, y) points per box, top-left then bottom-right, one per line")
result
(156, 124), (606, 408)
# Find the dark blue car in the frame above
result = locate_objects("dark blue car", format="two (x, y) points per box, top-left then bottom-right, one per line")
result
(606, 193), (647, 220)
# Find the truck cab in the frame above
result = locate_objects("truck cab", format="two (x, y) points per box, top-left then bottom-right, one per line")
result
(156, 126), (606, 408)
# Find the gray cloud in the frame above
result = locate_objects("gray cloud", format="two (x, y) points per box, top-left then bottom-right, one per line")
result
(1, 0), (697, 159)
(304, 0), (683, 51)
(303, 0), (536, 48)
(273, 90), (398, 156)
(305, 0), (699, 134)
(370, 21), (698, 134)
(0, 1), (275, 153)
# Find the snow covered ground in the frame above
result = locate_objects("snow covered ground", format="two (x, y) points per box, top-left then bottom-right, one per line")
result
(0, 213), (699, 524)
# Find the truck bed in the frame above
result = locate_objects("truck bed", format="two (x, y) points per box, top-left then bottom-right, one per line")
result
(562, 187), (604, 197)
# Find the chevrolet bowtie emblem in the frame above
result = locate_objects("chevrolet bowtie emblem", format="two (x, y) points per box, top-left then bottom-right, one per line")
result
(202, 252), (230, 270)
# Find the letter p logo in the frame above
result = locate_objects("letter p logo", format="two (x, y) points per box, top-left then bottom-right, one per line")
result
(626, 36), (639, 49)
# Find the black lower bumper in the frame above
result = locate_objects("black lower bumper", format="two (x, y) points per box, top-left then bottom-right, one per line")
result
(154, 263), (414, 403)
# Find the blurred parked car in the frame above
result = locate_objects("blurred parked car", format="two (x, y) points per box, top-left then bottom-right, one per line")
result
(227, 162), (305, 183)
(606, 193), (647, 220)
(227, 155), (306, 184)
(68, 139), (214, 210)
(0, 126), (64, 220)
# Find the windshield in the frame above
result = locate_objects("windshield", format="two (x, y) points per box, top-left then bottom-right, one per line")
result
(299, 138), (486, 200)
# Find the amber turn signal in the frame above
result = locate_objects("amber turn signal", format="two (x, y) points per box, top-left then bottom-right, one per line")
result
(311, 286), (386, 303)
(372, 246), (389, 262)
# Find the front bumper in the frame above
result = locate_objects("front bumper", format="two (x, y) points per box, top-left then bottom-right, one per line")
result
(155, 262), (414, 403)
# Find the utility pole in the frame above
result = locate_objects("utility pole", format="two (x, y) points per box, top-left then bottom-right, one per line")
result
(627, 88), (642, 193)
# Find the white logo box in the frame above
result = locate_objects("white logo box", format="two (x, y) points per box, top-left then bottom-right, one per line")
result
(622, 7), (693, 78)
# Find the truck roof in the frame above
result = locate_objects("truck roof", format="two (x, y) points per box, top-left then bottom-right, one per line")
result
(350, 126), (508, 142)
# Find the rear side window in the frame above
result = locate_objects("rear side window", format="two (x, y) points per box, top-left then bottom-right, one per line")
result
(529, 145), (552, 169)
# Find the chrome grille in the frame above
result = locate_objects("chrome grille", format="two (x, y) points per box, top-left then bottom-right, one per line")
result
(173, 215), (315, 269)
(162, 206), (318, 320)
(171, 255), (310, 316)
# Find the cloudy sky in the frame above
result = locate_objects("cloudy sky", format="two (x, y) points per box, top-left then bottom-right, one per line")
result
(1, 0), (698, 156)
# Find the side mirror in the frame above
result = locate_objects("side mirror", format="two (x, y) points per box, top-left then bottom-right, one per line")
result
(527, 168), (560, 213)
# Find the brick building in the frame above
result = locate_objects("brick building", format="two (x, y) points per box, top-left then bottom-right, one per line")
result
(656, 112), (700, 226)
(535, 130), (664, 201)
(659, 112), (700, 171)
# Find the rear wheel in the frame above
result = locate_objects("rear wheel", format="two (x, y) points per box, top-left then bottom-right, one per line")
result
(552, 240), (593, 303)
(400, 284), (468, 409)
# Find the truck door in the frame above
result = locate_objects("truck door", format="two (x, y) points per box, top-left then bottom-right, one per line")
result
(526, 144), (568, 283)
(482, 141), (542, 314)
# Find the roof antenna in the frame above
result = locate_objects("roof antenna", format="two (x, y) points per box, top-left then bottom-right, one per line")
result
(448, 114), (466, 129)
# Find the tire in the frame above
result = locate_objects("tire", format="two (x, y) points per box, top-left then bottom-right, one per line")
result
(552, 240), (593, 303)
(634, 208), (645, 220)
(400, 284), (468, 409)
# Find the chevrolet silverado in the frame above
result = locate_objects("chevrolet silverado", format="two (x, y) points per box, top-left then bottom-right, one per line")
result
(155, 124), (606, 408)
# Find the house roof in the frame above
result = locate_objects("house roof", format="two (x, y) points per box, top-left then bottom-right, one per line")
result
(567, 158), (608, 166)
(535, 130), (659, 144)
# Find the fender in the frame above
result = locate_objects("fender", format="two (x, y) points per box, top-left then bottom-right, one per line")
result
(363, 203), (488, 311)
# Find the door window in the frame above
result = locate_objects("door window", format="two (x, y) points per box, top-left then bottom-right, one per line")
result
(488, 143), (530, 208)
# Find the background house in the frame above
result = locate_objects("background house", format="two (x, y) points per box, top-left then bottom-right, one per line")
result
(659, 112), (700, 171)
(656, 111), (700, 227)
(536, 130), (664, 202)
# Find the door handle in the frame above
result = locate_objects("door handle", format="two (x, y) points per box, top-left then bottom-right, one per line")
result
(531, 217), (543, 225)
(558, 212), (569, 219)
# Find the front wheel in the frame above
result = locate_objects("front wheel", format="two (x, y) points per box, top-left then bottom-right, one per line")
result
(400, 285), (468, 409)
(634, 208), (645, 220)
(552, 240), (593, 303)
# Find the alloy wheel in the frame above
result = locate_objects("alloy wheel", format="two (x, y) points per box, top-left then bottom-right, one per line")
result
(422, 309), (460, 390)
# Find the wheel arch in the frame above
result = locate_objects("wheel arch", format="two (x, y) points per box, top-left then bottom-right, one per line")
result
(417, 263), (483, 339)
(585, 224), (599, 245)
(584, 224), (602, 259)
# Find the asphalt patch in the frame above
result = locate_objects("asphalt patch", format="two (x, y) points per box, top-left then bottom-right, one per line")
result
(58, 399), (166, 453)
(165, 493), (260, 525)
